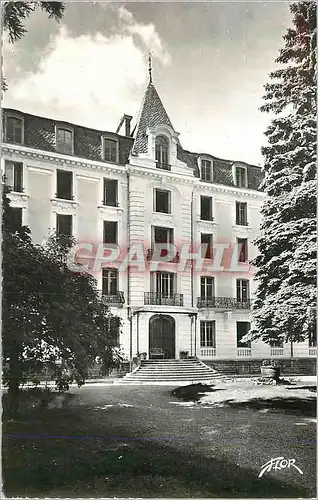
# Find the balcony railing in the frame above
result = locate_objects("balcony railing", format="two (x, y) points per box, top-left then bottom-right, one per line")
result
(200, 347), (216, 357)
(309, 347), (317, 356)
(144, 292), (184, 306)
(235, 220), (249, 227)
(197, 297), (251, 309)
(100, 291), (125, 306)
(156, 163), (171, 171)
(146, 248), (179, 263)
(5, 184), (24, 193)
(237, 348), (251, 357)
(270, 347), (284, 356)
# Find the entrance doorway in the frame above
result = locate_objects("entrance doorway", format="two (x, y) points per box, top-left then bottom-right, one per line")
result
(149, 315), (175, 359)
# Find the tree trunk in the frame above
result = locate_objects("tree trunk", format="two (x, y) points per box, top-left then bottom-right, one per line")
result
(7, 345), (22, 414)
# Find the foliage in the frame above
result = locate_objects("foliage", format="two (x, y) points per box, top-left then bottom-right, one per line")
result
(3, 1), (65, 43)
(2, 1), (65, 91)
(248, 2), (317, 345)
(261, 360), (281, 367)
(2, 187), (121, 411)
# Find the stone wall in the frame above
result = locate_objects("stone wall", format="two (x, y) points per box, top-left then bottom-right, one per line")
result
(205, 357), (317, 376)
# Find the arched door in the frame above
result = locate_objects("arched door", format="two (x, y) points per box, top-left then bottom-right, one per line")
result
(149, 315), (175, 359)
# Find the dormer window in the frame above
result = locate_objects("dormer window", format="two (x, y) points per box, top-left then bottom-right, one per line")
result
(103, 137), (118, 163)
(235, 166), (248, 188)
(5, 115), (23, 144)
(201, 159), (213, 182)
(155, 135), (169, 170)
(56, 127), (74, 155)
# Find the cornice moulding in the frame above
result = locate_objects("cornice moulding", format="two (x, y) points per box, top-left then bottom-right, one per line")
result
(2, 144), (127, 176)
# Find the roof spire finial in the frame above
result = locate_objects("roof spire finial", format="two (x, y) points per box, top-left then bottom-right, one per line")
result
(148, 51), (152, 84)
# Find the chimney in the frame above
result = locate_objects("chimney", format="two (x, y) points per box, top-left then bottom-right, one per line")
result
(124, 114), (132, 137)
(116, 114), (133, 137)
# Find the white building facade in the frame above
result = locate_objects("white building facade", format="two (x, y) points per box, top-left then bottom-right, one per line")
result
(2, 78), (316, 374)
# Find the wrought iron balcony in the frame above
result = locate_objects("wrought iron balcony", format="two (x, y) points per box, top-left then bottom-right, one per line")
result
(197, 297), (251, 310)
(146, 248), (179, 263)
(156, 162), (171, 171)
(5, 184), (24, 193)
(236, 220), (249, 226)
(144, 292), (184, 306)
(100, 291), (125, 306)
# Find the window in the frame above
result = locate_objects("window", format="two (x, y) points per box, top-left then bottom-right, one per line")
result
(309, 334), (317, 347)
(8, 207), (22, 232)
(4, 161), (23, 192)
(103, 179), (118, 207)
(200, 196), (213, 221)
(200, 321), (216, 348)
(236, 279), (249, 302)
(200, 277), (215, 300)
(153, 226), (173, 244)
(103, 138), (118, 163)
(237, 238), (248, 263)
(56, 128), (73, 154)
(102, 268), (118, 295)
(201, 159), (213, 182)
(236, 202), (248, 226)
(56, 214), (72, 238)
(309, 331), (317, 347)
(153, 272), (175, 296)
(103, 221), (118, 244)
(154, 189), (171, 214)
(270, 340), (284, 348)
(237, 322), (251, 348)
(235, 166), (247, 188)
(155, 135), (169, 169)
(56, 170), (73, 200)
(6, 116), (23, 143)
(201, 233), (213, 259)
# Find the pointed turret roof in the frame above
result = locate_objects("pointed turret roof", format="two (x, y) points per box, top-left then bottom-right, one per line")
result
(132, 81), (175, 154)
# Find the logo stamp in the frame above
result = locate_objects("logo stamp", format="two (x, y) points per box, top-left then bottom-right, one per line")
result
(258, 457), (304, 478)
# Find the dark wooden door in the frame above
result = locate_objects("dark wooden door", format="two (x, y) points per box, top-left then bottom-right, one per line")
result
(149, 315), (175, 359)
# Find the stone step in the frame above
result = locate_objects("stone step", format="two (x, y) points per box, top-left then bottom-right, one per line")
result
(116, 378), (221, 384)
(127, 373), (221, 378)
(133, 371), (216, 376)
(120, 359), (222, 384)
(137, 366), (215, 371)
(141, 359), (201, 366)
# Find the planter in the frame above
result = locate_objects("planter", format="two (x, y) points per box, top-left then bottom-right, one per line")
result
(261, 366), (281, 380)
(140, 352), (147, 360)
(179, 351), (189, 359)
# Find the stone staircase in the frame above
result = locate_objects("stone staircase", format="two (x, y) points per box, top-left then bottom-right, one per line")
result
(115, 358), (224, 385)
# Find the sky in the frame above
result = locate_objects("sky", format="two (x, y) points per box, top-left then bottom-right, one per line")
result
(3, 1), (292, 165)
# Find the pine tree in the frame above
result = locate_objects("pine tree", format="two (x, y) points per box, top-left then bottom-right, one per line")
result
(250, 2), (317, 345)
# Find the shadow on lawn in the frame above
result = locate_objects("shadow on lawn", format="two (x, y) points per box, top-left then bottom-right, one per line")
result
(3, 406), (310, 498)
(171, 383), (224, 402)
(224, 396), (316, 417)
(286, 385), (316, 393)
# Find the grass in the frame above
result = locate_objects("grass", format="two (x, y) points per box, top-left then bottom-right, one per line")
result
(172, 380), (316, 416)
(2, 383), (316, 497)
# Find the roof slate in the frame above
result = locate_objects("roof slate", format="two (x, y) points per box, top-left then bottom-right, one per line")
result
(132, 82), (175, 154)
(181, 149), (264, 191)
(3, 107), (264, 191)
(3, 109), (134, 165)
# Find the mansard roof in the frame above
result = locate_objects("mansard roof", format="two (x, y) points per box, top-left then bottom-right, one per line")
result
(3, 108), (134, 166)
(180, 148), (263, 191)
(3, 107), (263, 190)
(132, 82), (175, 154)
